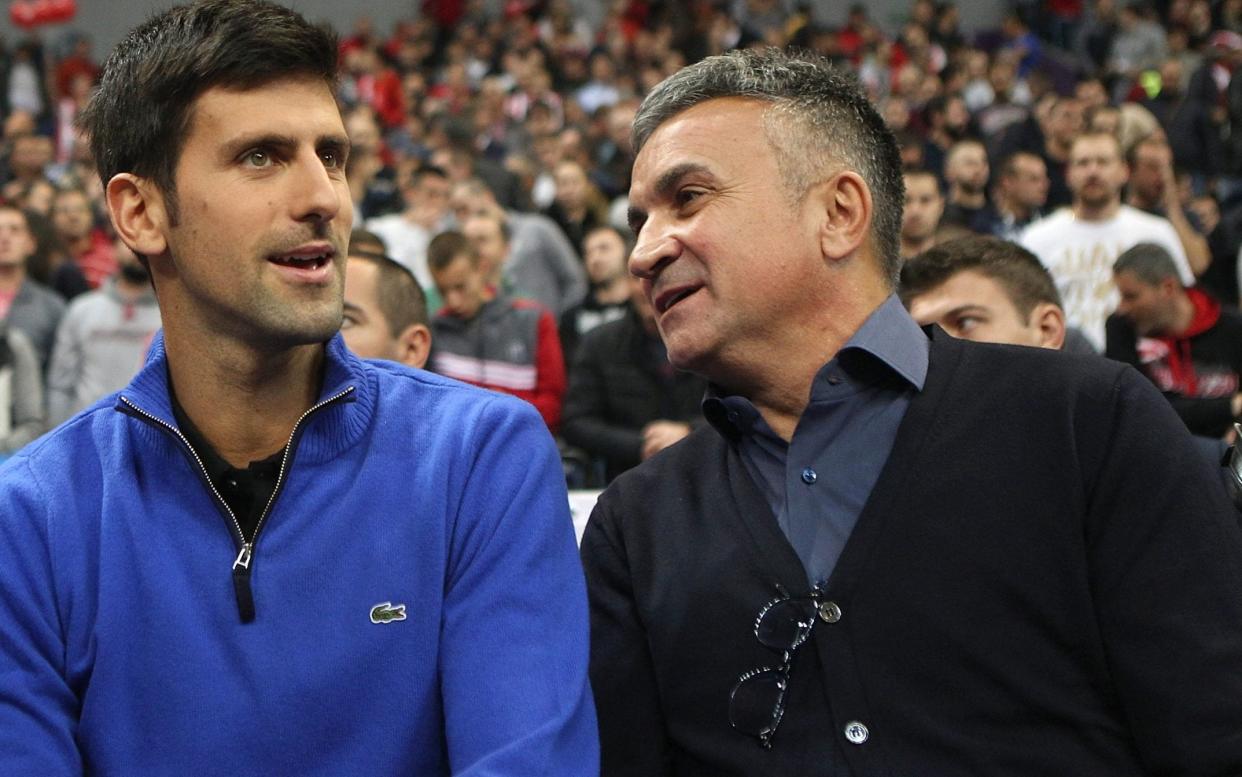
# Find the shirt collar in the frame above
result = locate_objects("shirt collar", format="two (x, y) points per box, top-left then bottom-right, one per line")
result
(836, 292), (929, 391)
(703, 293), (928, 440)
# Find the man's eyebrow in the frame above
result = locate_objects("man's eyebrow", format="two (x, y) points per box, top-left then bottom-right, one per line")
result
(942, 303), (989, 318)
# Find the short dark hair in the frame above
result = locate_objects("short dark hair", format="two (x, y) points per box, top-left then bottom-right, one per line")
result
(899, 236), (1062, 318)
(999, 151), (1041, 179)
(348, 250), (429, 333)
(1113, 242), (1182, 286)
(79, 0), (338, 224)
(583, 223), (633, 255)
(427, 230), (475, 273)
(632, 48), (905, 286)
(349, 228), (386, 257)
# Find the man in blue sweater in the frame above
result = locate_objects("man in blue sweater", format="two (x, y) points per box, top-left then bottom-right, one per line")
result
(0, 2), (596, 775)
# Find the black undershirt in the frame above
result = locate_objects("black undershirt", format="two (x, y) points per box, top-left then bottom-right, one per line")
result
(171, 393), (284, 543)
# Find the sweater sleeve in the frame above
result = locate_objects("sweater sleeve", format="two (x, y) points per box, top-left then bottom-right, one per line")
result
(0, 458), (84, 774)
(1084, 366), (1242, 771)
(439, 396), (597, 775)
(530, 308), (566, 433)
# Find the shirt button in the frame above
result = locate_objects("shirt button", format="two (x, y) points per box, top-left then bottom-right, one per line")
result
(801, 467), (817, 485)
(843, 721), (869, 745)
(817, 601), (842, 623)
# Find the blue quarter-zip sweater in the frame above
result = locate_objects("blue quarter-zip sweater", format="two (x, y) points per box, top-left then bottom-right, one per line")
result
(0, 333), (598, 776)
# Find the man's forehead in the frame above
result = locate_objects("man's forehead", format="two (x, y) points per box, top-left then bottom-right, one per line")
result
(186, 76), (344, 135)
(632, 98), (770, 183)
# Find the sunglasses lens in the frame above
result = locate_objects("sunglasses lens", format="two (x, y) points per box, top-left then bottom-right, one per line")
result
(756, 598), (817, 651)
(729, 668), (786, 735)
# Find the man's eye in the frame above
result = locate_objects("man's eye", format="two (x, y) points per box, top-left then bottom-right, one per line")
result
(340, 315), (357, 330)
(321, 150), (342, 169)
(956, 316), (982, 333)
(676, 188), (704, 207)
(244, 150), (272, 168)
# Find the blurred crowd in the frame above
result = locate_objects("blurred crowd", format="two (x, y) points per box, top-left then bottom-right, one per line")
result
(1, 0), (1241, 481)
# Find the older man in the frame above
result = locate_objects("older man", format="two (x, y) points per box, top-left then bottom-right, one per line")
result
(581, 48), (1242, 776)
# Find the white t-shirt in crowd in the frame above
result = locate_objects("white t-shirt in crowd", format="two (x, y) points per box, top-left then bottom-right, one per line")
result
(364, 214), (435, 290)
(1020, 205), (1193, 351)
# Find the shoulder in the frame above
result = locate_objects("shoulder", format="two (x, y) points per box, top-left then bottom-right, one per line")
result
(23, 279), (65, 309)
(928, 333), (1134, 416)
(1019, 209), (1074, 245)
(366, 357), (542, 426)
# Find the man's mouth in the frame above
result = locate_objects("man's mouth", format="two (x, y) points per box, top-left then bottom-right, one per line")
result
(268, 244), (335, 270)
(654, 284), (702, 315)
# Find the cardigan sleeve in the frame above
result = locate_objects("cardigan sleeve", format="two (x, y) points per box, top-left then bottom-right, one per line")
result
(1083, 365), (1242, 772)
(580, 494), (674, 777)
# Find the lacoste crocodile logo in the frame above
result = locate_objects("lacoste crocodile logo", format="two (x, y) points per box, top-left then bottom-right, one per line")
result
(369, 602), (407, 624)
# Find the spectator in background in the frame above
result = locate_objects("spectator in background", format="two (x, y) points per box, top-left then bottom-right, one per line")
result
(901, 235), (1068, 349)
(940, 138), (990, 229)
(559, 224), (632, 367)
(1022, 131), (1195, 350)
(545, 159), (608, 255)
(561, 267), (704, 484)
(343, 105), (402, 221)
(428, 230), (565, 432)
(341, 241), (431, 369)
(46, 241), (159, 425)
(3, 133), (53, 204)
(973, 151), (1049, 240)
(1126, 135), (1213, 275)
(0, 317), (43, 456)
(0, 204), (64, 368)
(23, 209), (88, 301)
(452, 179), (586, 315)
(901, 168), (944, 259)
(1107, 242), (1242, 438)
(51, 186), (116, 289)
(364, 164), (452, 294)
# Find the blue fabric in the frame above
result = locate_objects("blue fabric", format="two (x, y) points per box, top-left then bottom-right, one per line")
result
(705, 295), (929, 586)
(0, 332), (597, 776)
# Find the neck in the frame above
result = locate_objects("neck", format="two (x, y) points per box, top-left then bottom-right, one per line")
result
(594, 276), (630, 304)
(1126, 191), (1160, 212)
(997, 192), (1031, 221)
(951, 187), (985, 208)
(0, 264), (24, 293)
(162, 323), (325, 468)
(718, 277), (891, 442)
(114, 274), (150, 301)
(1170, 291), (1197, 335)
(901, 234), (936, 258)
(68, 233), (92, 255)
(1073, 197), (1121, 222)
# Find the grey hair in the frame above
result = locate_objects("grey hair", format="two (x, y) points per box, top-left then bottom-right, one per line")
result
(1113, 242), (1183, 287)
(632, 48), (905, 286)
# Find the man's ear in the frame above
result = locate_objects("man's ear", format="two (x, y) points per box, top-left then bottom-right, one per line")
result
(397, 323), (432, 369)
(815, 170), (872, 263)
(106, 173), (169, 258)
(1030, 302), (1066, 350)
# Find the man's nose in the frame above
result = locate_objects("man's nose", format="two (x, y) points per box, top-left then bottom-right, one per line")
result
(291, 150), (344, 224)
(629, 219), (682, 280)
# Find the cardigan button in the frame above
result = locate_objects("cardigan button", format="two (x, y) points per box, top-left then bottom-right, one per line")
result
(801, 467), (818, 484)
(817, 601), (842, 623)
(843, 721), (869, 744)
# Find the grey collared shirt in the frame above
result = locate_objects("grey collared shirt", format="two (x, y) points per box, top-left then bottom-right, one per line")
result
(704, 294), (929, 586)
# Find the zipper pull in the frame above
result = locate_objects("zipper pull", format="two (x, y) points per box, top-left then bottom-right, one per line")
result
(231, 543), (256, 623)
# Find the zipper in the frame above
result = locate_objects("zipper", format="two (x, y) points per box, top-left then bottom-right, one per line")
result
(119, 386), (355, 623)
